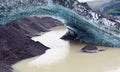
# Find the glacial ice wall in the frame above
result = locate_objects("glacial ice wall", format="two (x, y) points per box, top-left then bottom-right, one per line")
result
(0, 0), (120, 47)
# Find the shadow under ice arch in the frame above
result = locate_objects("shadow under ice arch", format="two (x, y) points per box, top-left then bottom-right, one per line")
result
(1, 0), (120, 47)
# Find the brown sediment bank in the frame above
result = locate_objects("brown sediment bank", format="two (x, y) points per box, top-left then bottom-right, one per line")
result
(0, 17), (64, 72)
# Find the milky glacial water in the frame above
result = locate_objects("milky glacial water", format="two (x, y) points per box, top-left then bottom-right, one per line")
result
(13, 27), (120, 72)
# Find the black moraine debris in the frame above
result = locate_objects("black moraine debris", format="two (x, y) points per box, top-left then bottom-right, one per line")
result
(61, 29), (77, 40)
(81, 45), (105, 53)
(8, 17), (64, 37)
(0, 17), (64, 72)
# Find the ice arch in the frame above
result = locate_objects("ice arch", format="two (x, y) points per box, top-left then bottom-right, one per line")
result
(0, 0), (120, 47)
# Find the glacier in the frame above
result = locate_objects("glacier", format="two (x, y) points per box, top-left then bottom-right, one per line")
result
(0, 0), (120, 47)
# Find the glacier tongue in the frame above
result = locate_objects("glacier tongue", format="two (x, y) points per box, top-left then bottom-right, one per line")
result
(0, 0), (120, 47)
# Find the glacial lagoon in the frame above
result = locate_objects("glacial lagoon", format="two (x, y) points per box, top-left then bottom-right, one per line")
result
(13, 27), (120, 72)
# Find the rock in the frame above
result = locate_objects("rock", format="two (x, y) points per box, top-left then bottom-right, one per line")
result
(81, 45), (105, 53)
(61, 29), (77, 40)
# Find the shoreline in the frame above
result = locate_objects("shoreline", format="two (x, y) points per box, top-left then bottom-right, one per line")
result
(0, 17), (64, 72)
